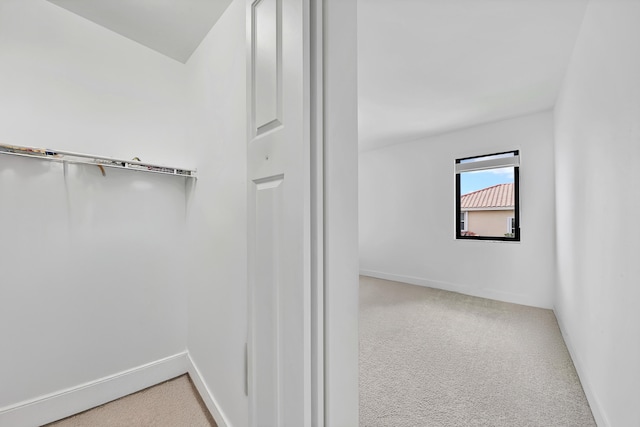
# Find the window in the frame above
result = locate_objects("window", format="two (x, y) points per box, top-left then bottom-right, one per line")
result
(455, 150), (520, 241)
(460, 211), (468, 232)
(507, 217), (515, 237)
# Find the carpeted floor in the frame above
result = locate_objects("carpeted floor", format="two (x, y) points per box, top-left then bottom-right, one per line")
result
(359, 275), (596, 427)
(45, 375), (216, 427)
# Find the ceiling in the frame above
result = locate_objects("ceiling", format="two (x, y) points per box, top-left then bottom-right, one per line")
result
(46, 0), (589, 150)
(47, 0), (234, 63)
(358, 0), (589, 151)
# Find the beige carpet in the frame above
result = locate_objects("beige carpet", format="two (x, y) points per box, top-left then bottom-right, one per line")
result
(359, 276), (596, 427)
(45, 375), (216, 427)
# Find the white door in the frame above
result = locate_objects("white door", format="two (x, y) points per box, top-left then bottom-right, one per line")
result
(246, 0), (312, 426)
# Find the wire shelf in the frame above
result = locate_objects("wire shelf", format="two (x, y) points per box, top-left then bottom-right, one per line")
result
(0, 143), (197, 178)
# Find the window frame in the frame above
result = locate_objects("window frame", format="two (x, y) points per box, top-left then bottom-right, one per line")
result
(455, 150), (520, 242)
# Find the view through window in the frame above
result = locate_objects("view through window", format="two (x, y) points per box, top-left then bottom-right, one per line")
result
(455, 151), (520, 241)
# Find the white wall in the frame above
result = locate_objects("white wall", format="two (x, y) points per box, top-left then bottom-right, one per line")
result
(359, 111), (557, 309)
(0, 0), (189, 419)
(0, 0), (188, 164)
(554, 0), (640, 425)
(183, 0), (248, 426)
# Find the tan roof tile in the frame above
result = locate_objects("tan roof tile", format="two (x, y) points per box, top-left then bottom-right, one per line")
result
(461, 183), (514, 209)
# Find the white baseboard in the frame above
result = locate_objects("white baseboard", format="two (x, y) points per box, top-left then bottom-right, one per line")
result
(554, 311), (609, 427)
(0, 352), (189, 427)
(187, 354), (231, 427)
(360, 269), (550, 309)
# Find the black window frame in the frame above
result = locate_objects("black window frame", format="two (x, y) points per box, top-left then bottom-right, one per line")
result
(455, 150), (520, 242)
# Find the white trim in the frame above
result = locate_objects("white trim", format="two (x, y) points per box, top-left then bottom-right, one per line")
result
(323, 0), (359, 424)
(187, 354), (231, 427)
(310, 0), (324, 424)
(0, 352), (189, 427)
(360, 270), (550, 309)
(460, 210), (468, 232)
(554, 312), (609, 427)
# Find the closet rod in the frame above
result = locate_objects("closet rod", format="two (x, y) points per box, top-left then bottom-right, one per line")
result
(0, 143), (196, 178)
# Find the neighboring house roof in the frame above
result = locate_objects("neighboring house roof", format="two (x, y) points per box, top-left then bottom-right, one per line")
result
(461, 183), (514, 209)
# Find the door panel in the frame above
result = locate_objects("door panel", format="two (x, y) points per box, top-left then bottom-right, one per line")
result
(247, 0), (310, 425)
(252, 0), (282, 134)
(253, 175), (284, 427)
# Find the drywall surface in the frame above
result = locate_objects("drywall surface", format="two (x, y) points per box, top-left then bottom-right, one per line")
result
(183, 0), (248, 426)
(0, 0), (188, 412)
(554, 0), (640, 425)
(359, 111), (556, 308)
(0, 1), (188, 164)
(357, 0), (589, 152)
